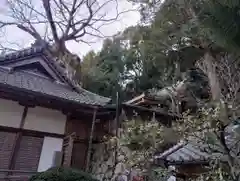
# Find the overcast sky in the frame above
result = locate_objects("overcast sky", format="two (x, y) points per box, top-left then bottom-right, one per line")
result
(0, 0), (140, 57)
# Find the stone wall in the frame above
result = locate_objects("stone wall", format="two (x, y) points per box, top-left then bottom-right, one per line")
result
(90, 138), (131, 181)
(90, 141), (117, 181)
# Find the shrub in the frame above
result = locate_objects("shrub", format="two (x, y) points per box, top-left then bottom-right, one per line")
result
(29, 167), (98, 181)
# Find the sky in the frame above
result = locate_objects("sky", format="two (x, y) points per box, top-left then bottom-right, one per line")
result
(0, 0), (140, 57)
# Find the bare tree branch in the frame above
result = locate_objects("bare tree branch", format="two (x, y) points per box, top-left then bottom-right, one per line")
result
(42, 0), (59, 43)
(0, 0), (138, 85)
(64, 0), (95, 41)
(1, 0), (138, 49)
(18, 24), (42, 40)
(64, 0), (82, 35)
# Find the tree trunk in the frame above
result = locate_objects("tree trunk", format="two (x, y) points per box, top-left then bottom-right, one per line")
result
(203, 52), (221, 101)
(203, 52), (240, 180)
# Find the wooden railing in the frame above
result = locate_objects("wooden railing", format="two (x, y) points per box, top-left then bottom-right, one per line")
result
(0, 169), (37, 180)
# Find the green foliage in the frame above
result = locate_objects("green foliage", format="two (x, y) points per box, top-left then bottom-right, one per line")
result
(80, 0), (220, 102)
(121, 120), (163, 151)
(148, 167), (172, 181)
(29, 167), (98, 181)
(81, 26), (172, 101)
(120, 119), (179, 171)
(175, 104), (240, 180)
(82, 1), (240, 179)
(81, 38), (125, 102)
(120, 120), (162, 170)
(197, 165), (233, 181)
(199, 0), (240, 53)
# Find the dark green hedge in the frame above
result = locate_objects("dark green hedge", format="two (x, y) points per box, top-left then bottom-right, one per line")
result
(29, 167), (98, 181)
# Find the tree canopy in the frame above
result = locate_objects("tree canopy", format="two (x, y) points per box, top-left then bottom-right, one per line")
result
(80, 0), (240, 180)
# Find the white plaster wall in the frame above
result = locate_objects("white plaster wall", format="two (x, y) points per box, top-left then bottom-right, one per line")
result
(38, 137), (63, 172)
(0, 98), (24, 128)
(24, 107), (66, 134)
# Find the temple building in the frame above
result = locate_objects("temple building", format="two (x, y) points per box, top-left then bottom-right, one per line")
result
(0, 46), (116, 180)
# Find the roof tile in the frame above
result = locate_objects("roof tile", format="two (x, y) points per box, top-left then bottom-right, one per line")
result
(0, 46), (111, 106)
(0, 67), (109, 106)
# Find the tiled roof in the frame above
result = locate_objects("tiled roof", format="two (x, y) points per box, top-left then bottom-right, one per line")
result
(154, 141), (215, 165)
(0, 46), (71, 84)
(0, 47), (111, 106)
(0, 46), (44, 61)
(0, 67), (109, 106)
(155, 127), (240, 166)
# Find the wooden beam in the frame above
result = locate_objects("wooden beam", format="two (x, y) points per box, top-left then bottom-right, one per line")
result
(0, 168), (36, 179)
(0, 89), (115, 120)
(123, 104), (181, 118)
(20, 107), (28, 128)
(73, 139), (99, 144)
(137, 99), (162, 106)
(62, 133), (75, 167)
(0, 126), (64, 138)
(0, 86), (101, 113)
(85, 108), (97, 172)
(0, 175), (32, 179)
(8, 107), (28, 171)
(0, 169), (37, 173)
(125, 93), (145, 105)
(115, 91), (120, 136)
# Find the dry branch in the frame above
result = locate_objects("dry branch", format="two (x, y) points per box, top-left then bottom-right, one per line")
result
(0, 0), (138, 51)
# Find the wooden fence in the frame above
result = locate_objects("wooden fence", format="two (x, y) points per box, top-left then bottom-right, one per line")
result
(0, 169), (37, 181)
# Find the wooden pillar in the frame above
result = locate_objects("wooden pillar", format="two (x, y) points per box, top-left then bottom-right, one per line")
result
(62, 133), (75, 167)
(8, 106), (28, 170)
(151, 112), (156, 122)
(85, 108), (97, 172)
(115, 92), (120, 136)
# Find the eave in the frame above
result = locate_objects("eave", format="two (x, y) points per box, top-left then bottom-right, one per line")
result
(122, 103), (181, 127)
(0, 82), (115, 119)
(125, 93), (169, 107)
